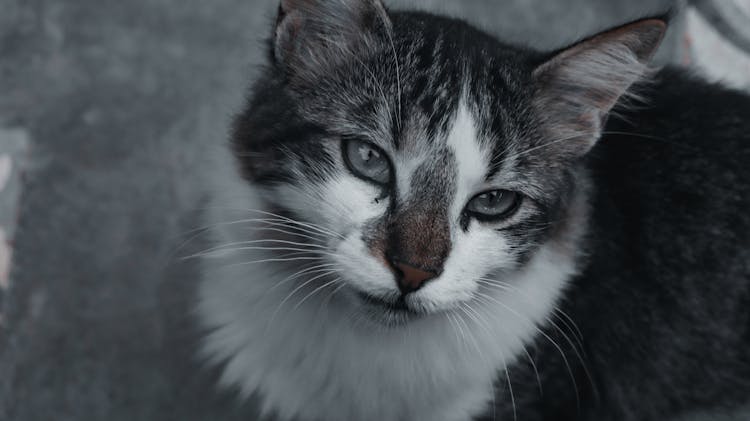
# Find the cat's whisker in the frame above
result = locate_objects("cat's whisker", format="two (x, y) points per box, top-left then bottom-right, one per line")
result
(293, 277), (343, 311)
(475, 279), (513, 292)
(554, 308), (586, 346)
(477, 276), (585, 349)
(185, 238), (330, 259)
(244, 217), (340, 242)
(449, 312), (470, 353)
(464, 301), (538, 410)
(522, 344), (544, 398)
(476, 276), (596, 399)
(227, 254), (327, 268)
(458, 304), (515, 421)
(467, 280), (544, 396)
(184, 245), (337, 260)
(444, 313), (463, 353)
(170, 217), (323, 262)
(350, 52), (395, 131)
(176, 217), (336, 252)
(458, 305), (486, 360)
(203, 206), (346, 240)
(471, 290), (581, 410)
(268, 270), (339, 328)
(381, 12), (402, 130)
(320, 281), (347, 314)
(241, 208), (346, 240)
(268, 263), (340, 294)
(494, 133), (586, 169)
(314, 278), (345, 321)
(460, 303), (503, 420)
(552, 310), (586, 354)
(247, 219), (337, 240)
(502, 352), (517, 421)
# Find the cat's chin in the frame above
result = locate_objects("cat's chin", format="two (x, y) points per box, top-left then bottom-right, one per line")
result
(353, 291), (435, 328)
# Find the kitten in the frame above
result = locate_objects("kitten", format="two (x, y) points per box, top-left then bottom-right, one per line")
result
(196, 1), (750, 420)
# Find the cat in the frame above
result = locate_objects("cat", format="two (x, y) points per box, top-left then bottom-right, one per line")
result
(196, 0), (750, 420)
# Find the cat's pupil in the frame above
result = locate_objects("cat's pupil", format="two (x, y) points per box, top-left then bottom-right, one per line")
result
(358, 145), (379, 165)
(484, 192), (500, 205)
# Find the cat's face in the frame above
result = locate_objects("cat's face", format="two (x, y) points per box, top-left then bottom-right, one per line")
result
(272, 108), (557, 324)
(231, 0), (664, 326)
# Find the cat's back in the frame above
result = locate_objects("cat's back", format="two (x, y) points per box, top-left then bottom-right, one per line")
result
(592, 67), (750, 247)
(566, 68), (750, 419)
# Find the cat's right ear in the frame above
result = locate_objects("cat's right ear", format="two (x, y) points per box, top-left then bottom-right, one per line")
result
(531, 17), (667, 156)
(273, 0), (391, 78)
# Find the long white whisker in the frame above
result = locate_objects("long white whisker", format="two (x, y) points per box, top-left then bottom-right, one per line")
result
(241, 209), (346, 240)
(246, 221), (334, 242)
(444, 313), (463, 351)
(227, 255), (326, 268)
(495, 133), (586, 169)
(268, 270), (338, 328)
(322, 282), (346, 307)
(188, 245), (338, 260)
(502, 353), (517, 421)
(350, 53), (395, 131)
(554, 308), (585, 348)
(201, 206), (346, 240)
(457, 306), (486, 360)
(268, 263), (340, 294)
(186, 238), (329, 259)
(522, 346), (544, 398)
(477, 277), (596, 401)
(459, 305), (513, 421)
(382, 15), (402, 131)
(460, 304), (501, 420)
(449, 312), (469, 352)
(294, 277), (342, 311)
(472, 290), (581, 409)
(178, 216), (336, 246)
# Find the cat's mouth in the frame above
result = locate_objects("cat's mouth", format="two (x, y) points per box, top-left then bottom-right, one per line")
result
(355, 291), (424, 326)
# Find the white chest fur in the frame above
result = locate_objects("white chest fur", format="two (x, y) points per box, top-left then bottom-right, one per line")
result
(196, 148), (586, 421)
(197, 231), (579, 421)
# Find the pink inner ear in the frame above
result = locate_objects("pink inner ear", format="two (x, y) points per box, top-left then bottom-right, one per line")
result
(529, 18), (668, 158)
(534, 18), (668, 115)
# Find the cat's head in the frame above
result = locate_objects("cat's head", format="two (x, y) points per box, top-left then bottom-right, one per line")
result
(230, 0), (666, 326)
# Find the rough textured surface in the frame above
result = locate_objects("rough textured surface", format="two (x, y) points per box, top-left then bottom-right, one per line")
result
(2, 0), (745, 420)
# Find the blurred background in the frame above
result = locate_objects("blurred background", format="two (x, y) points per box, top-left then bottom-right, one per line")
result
(1, 0), (749, 420)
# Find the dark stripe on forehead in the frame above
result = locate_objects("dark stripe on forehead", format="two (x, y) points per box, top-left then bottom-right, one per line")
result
(393, 19), (466, 147)
(407, 147), (456, 206)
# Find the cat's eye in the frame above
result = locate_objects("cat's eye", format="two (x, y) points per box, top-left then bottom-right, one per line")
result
(342, 139), (391, 185)
(465, 190), (520, 220)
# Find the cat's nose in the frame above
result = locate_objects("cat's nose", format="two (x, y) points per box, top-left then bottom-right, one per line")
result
(390, 259), (438, 294)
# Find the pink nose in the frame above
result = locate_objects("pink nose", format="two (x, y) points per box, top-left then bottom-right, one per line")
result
(392, 261), (437, 294)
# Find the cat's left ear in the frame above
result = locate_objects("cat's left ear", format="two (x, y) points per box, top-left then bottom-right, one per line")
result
(273, 0), (392, 80)
(532, 17), (667, 155)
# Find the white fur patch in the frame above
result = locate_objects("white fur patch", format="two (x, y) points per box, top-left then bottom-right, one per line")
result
(199, 221), (581, 421)
(446, 102), (491, 217)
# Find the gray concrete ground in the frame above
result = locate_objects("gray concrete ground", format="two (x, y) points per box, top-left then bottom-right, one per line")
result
(3, 1), (747, 420)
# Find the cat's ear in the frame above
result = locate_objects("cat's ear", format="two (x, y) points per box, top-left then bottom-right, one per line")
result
(532, 17), (667, 156)
(273, 0), (391, 77)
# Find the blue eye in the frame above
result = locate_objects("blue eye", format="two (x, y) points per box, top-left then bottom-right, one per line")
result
(465, 190), (521, 220)
(343, 139), (391, 185)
